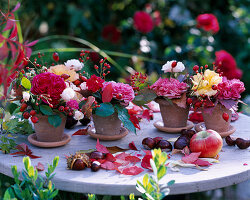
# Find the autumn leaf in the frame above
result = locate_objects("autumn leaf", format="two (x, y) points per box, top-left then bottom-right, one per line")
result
(35, 162), (45, 171)
(106, 153), (116, 162)
(141, 155), (152, 170)
(129, 141), (138, 151)
(102, 83), (113, 103)
(81, 96), (95, 118)
(101, 161), (116, 170)
(125, 156), (141, 163)
(72, 125), (90, 136)
(117, 166), (144, 175)
(106, 146), (129, 154)
(10, 143), (41, 159)
(193, 159), (212, 166)
(181, 152), (201, 164)
(96, 139), (109, 153)
(172, 93), (187, 109)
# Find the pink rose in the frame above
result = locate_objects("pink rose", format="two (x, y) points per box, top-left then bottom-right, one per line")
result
(133, 11), (154, 33)
(31, 72), (66, 106)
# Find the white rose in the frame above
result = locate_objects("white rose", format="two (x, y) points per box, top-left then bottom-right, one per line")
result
(80, 82), (88, 90)
(74, 110), (84, 120)
(64, 59), (84, 71)
(23, 92), (30, 102)
(61, 87), (76, 102)
(161, 60), (185, 73)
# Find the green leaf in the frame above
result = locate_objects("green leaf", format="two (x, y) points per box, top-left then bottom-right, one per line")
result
(115, 105), (136, 133)
(23, 157), (30, 171)
(40, 105), (53, 116)
(7, 103), (19, 115)
(53, 156), (59, 168)
(4, 188), (17, 200)
(21, 77), (31, 90)
(167, 180), (175, 187)
(133, 88), (157, 106)
(48, 115), (62, 128)
(95, 103), (115, 117)
(157, 165), (166, 180)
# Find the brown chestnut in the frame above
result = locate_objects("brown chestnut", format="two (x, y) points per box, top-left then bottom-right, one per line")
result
(89, 151), (105, 160)
(67, 153), (90, 170)
(174, 135), (190, 150)
(72, 159), (86, 170)
(155, 140), (172, 152)
(91, 161), (101, 172)
(225, 136), (236, 146)
(236, 138), (250, 149)
(142, 137), (156, 149)
(180, 129), (196, 139)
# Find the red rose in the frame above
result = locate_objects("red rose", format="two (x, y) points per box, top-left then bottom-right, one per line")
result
(31, 72), (66, 106)
(86, 75), (104, 93)
(101, 24), (121, 44)
(215, 50), (242, 79)
(133, 11), (154, 33)
(153, 11), (161, 26)
(196, 14), (219, 34)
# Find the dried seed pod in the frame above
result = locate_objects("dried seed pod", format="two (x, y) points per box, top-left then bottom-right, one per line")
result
(225, 136), (236, 146)
(155, 140), (172, 152)
(67, 153), (90, 170)
(91, 161), (101, 172)
(236, 138), (250, 149)
(142, 137), (156, 150)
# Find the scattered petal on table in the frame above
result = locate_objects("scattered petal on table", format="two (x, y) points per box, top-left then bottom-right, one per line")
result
(96, 139), (109, 154)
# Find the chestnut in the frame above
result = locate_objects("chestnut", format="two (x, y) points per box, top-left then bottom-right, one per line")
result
(155, 140), (172, 152)
(225, 136), (236, 146)
(67, 153), (90, 170)
(142, 137), (156, 149)
(180, 129), (196, 139)
(91, 161), (101, 172)
(89, 151), (105, 160)
(236, 138), (250, 149)
(72, 159), (86, 170)
(174, 135), (190, 150)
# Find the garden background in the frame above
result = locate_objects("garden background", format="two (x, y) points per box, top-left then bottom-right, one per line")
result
(0, 0), (250, 199)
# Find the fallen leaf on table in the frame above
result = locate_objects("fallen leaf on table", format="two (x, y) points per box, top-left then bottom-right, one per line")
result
(141, 155), (152, 170)
(167, 137), (179, 143)
(117, 166), (144, 175)
(72, 125), (90, 136)
(129, 141), (138, 151)
(96, 139), (109, 154)
(125, 156), (141, 163)
(106, 153), (116, 162)
(35, 162), (45, 171)
(106, 146), (129, 154)
(199, 158), (219, 163)
(181, 152), (201, 164)
(101, 161), (116, 170)
(77, 149), (96, 154)
(193, 159), (212, 166)
(140, 109), (153, 121)
(10, 143), (41, 159)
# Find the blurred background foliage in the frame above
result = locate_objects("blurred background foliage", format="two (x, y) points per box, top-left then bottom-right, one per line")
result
(1, 0), (248, 92)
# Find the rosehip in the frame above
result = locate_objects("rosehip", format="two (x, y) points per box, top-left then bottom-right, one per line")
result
(30, 110), (36, 116)
(61, 74), (70, 80)
(116, 93), (123, 100)
(31, 116), (39, 123)
(222, 112), (229, 122)
(171, 61), (177, 68)
(23, 112), (30, 119)
(187, 98), (192, 105)
(20, 103), (28, 112)
(73, 80), (81, 86)
(211, 85), (217, 90)
(64, 107), (70, 112)
(94, 65), (99, 70)
(195, 101), (202, 108)
(52, 52), (59, 62)
(193, 65), (199, 71)
(59, 106), (64, 112)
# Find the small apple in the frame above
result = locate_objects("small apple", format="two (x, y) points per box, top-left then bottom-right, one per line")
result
(190, 129), (223, 158)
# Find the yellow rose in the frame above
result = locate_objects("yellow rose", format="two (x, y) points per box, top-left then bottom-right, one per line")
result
(48, 65), (79, 82)
(192, 69), (222, 96)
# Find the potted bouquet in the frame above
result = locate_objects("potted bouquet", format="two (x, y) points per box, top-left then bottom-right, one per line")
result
(8, 54), (85, 146)
(149, 60), (192, 131)
(79, 57), (138, 140)
(191, 64), (245, 136)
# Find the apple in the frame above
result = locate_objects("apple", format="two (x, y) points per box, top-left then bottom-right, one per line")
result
(190, 129), (223, 158)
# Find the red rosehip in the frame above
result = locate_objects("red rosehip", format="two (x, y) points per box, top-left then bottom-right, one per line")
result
(195, 101), (202, 108)
(61, 74), (70, 80)
(64, 107), (70, 112)
(59, 106), (64, 112)
(222, 112), (229, 122)
(171, 61), (177, 68)
(23, 112), (30, 119)
(52, 52), (59, 62)
(20, 103), (28, 112)
(31, 116), (39, 123)
(94, 65), (99, 70)
(193, 65), (199, 71)
(187, 98), (192, 105)
(212, 85), (217, 90)
(79, 75), (87, 82)
(30, 110), (36, 116)
(73, 80), (81, 86)
(116, 93), (123, 100)
(204, 64), (208, 68)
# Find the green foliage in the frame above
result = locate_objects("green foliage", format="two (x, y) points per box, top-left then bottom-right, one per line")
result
(95, 103), (115, 117)
(136, 149), (175, 200)
(4, 156), (59, 200)
(21, 77), (31, 90)
(39, 105), (54, 116)
(48, 115), (62, 128)
(114, 105), (136, 134)
(3, 118), (34, 135)
(0, 134), (17, 154)
(133, 89), (157, 107)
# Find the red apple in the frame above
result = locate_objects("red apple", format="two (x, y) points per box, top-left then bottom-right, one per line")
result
(190, 129), (223, 158)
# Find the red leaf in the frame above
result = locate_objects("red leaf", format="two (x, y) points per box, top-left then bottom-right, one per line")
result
(15, 49), (25, 66)
(125, 156), (141, 163)
(146, 101), (160, 112)
(115, 152), (130, 160)
(36, 162), (45, 171)
(15, 143), (28, 152)
(25, 40), (39, 47)
(181, 152), (201, 164)
(129, 141), (138, 151)
(129, 114), (140, 130)
(106, 153), (116, 162)
(9, 42), (17, 59)
(193, 159), (212, 166)
(10, 143), (41, 159)
(143, 150), (152, 156)
(96, 139), (109, 153)
(26, 154), (41, 159)
(118, 166), (144, 175)
(102, 83), (113, 103)
(72, 126), (90, 136)
(101, 161), (116, 170)
(141, 155), (152, 170)
(141, 109), (153, 121)
(9, 25), (17, 39)
(0, 43), (9, 60)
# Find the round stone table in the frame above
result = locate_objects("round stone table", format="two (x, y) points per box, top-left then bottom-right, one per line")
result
(0, 113), (250, 196)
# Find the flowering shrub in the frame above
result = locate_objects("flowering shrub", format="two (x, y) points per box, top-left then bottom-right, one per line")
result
(196, 13), (220, 34)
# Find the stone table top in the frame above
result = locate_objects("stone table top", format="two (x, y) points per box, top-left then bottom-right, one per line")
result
(0, 113), (250, 196)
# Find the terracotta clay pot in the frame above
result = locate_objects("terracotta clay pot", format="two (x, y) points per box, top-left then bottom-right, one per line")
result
(202, 104), (232, 133)
(156, 98), (189, 128)
(33, 114), (66, 142)
(92, 112), (121, 135)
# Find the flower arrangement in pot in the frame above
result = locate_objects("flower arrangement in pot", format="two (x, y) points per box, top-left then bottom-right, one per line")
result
(148, 60), (192, 132)
(8, 54), (85, 146)
(79, 57), (138, 140)
(190, 64), (245, 136)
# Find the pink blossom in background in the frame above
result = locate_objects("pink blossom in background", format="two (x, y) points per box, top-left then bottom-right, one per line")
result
(196, 13), (219, 34)
(103, 81), (135, 103)
(150, 78), (188, 98)
(66, 100), (79, 110)
(133, 11), (154, 33)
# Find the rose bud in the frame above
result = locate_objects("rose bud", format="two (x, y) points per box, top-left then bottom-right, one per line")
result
(142, 137), (156, 149)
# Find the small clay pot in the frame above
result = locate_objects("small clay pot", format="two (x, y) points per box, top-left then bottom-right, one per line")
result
(156, 98), (189, 128)
(202, 104), (232, 133)
(33, 114), (66, 142)
(92, 112), (121, 135)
